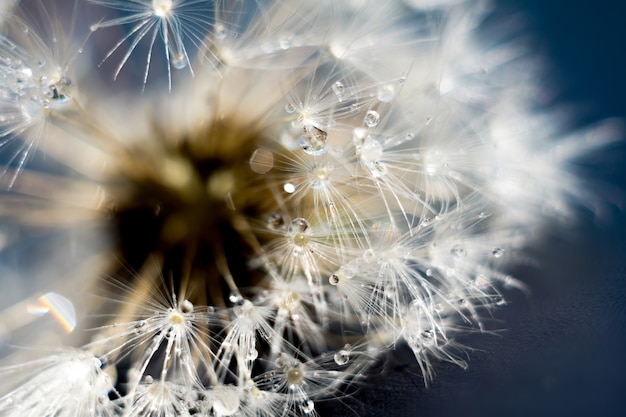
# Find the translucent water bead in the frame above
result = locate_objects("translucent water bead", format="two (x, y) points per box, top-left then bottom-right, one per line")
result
(299, 125), (328, 156)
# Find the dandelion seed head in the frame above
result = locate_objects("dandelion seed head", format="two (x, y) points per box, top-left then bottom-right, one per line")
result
(0, 0), (619, 415)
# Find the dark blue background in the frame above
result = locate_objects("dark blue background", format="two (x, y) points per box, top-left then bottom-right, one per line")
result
(321, 0), (626, 415)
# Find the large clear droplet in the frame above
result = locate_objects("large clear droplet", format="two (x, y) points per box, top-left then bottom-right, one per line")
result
(286, 368), (304, 385)
(212, 386), (241, 416)
(47, 78), (73, 106)
(171, 53), (187, 70)
(359, 137), (383, 163)
(288, 218), (311, 246)
(180, 299), (194, 313)
(299, 125), (328, 156)
(364, 110), (380, 127)
(334, 350), (350, 365)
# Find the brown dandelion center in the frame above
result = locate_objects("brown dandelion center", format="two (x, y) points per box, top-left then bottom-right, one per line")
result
(105, 119), (270, 308)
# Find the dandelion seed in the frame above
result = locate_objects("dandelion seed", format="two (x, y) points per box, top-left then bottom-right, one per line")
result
(89, 0), (213, 90)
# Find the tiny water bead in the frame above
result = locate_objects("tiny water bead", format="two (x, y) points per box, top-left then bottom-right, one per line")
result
(333, 349), (350, 365)
(311, 166), (330, 189)
(285, 103), (296, 113)
(300, 399), (315, 414)
(299, 125), (328, 155)
(332, 81), (346, 101)
(287, 218), (311, 246)
(266, 212), (285, 230)
(329, 274), (339, 285)
(180, 299), (194, 314)
(364, 110), (380, 127)
(450, 244), (466, 258)
(134, 320), (148, 334)
(492, 247), (504, 258)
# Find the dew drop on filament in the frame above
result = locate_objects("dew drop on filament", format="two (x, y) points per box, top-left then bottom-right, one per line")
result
(300, 399), (315, 414)
(171, 53), (187, 70)
(364, 110), (380, 127)
(299, 125), (328, 155)
(266, 212), (285, 230)
(334, 350), (350, 365)
(288, 218), (311, 246)
(332, 81), (346, 101)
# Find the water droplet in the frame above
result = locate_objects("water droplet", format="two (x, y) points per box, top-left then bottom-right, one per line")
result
(369, 161), (387, 177)
(212, 386), (241, 416)
(285, 103), (295, 113)
(180, 299), (194, 314)
(377, 84), (396, 102)
(266, 212), (285, 230)
(299, 125), (328, 155)
(171, 53), (187, 69)
(329, 274), (339, 286)
(300, 399), (315, 414)
(144, 375), (154, 384)
(359, 137), (383, 163)
(206, 306), (215, 314)
(451, 245), (465, 258)
(247, 348), (258, 360)
(492, 248), (504, 258)
(385, 286), (398, 300)
(363, 249), (376, 262)
(214, 23), (227, 40)
(332, 81), (346, 101)
(287, 368), (304, 385)
(134, 320), (148, 334)
(229, 293), (243, 305)
(420, 329), (434, 345)
(334, 350), (350, 365)
(288, 218), (311, 246)
(48, 78), (73, 105)
(279, 39), (291, 50)
(364, 110), (380, 127)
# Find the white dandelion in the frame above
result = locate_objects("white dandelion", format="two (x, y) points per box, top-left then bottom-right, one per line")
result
(0, 0), (619, 416)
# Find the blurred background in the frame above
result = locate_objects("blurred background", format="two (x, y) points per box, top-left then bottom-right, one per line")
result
(322, 0), (626, 416)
